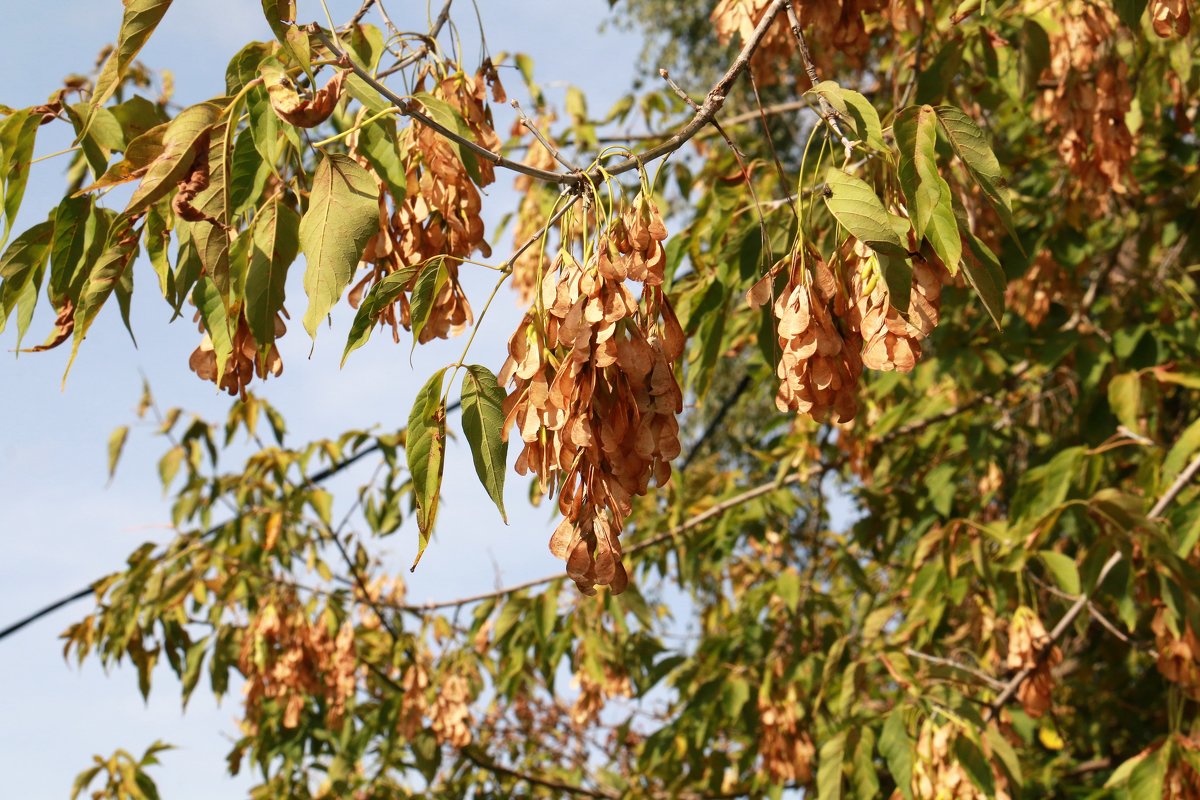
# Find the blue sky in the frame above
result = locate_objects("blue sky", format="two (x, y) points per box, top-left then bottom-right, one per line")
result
(0, 2), (645, 796)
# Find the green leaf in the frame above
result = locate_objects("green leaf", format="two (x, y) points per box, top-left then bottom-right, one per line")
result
(357, 117), (407, 203)
(341, 265), (420, 364)
(192, 277), (233, 384)
(107, 425), (129, 482)
(158, 445), (184, 492)
(1039, 550), (1081, 595)
(879, 710), (914, 800)
(823, 169), (907, 258)
(816, 730), (847, 800)
(246, 197), (299, 347)
(66, 218), (141, 380)
(1163, 416), (1200, 493)
(77, 121), (167, 194)
(984, 725), (1023, 788)
(952, 736), (995, 796)
(0, 220), (54, 348)
(955, 205), (1005, 329)
(49, 196), (95, 307)
(935, 105), (1020, 246)
(895, 105), (961, 273)
(1125, 742), (1168, 799)
(300, 153), (379, 338)
(461, 365), (509, 523)
(124, 102), (222, 217)
(89, 0), (174, 122)
(852, 728), (880, 800)
(408, 257), (449, 350)
(1012, 446), (1084, 526)
(0, 109), (41, 248)
(407, 368), (447, 569)
(809, 81), (886, 152)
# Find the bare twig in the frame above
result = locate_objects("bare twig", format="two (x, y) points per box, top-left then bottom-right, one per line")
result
(460, 746), (618, 799)
(904, 648), (1007, 690)
(984, 449), (1200, 721)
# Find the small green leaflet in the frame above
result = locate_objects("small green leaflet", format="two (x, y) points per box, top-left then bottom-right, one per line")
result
(809, 81), (887, 153)
(461, 365), (509, 523)
(935, 105), (1021, 249)
(341, 264), (420, 365)
(408, 257), (449, 351)
(816, 729), (847, 800)
(878, 710), (914, 800)
(895, 105), (962, 274)
(407, 368), (447, 570)
(65, 218), (142, 381)
(88, 0), (174, 129)
(107, 425), (129, 483)
(953, 202), (1005, 329)
(1038, 550), (1081, 595)
(300, 153), (379, 338)
(0, 109), (41, 249)
(246, 197), (299, 348)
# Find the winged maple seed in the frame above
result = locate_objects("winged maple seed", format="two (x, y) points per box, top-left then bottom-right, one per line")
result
(569, 645), (632, 728)
(499, 196), (683, 595)
(910, 721), (1012, 800)
(509, 113), (562, 303)
(1151, 0), (1192, 37)
(263, 65), (347, 128)
(189, 310), (287, 398)
(348, 66), (503, 342)
(237, 592), (357, 734)
(1005, 606), (1062, 719)
(1034, 1), (1136, 210)
(847, 243), (946, 373)
(758, 695), (816, 784)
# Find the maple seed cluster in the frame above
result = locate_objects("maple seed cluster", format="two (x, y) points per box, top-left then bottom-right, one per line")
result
(1153, 607), (1200, 700)
(911, 721), (1012, 800)
(755, 240), (946, 424)
(352, 66), (505, 343)
(237, 593), (357, 732)
(500, 196), (684, 595)
(189, 311), (287, 397)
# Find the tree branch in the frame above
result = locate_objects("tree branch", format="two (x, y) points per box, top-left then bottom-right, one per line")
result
(783, 1), (855, 156)
(460, 746), (618, 799)
(984, 449), (1200, 721)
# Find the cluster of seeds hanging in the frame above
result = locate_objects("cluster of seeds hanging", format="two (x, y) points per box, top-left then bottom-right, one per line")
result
(751, 237), (946, 424)
(1005, 606), (1062, 718)
(350, 65), (505, 343)
(237, 592), (357, 732)
(499, 196), (684, 594)
(189, 312), (287, 397)
(912, 721), (1012, 800)
(1153, 607), (1200, 700)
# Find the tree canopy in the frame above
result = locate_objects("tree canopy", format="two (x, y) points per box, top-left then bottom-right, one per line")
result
(3, 0), (1200, 797)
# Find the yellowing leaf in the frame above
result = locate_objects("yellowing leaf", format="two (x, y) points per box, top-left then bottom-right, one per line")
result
(107, 425), (129, 482)
(299, 153), (379, 338)
(408, 257), (449, 351)
(341, 264), (419, 365)
(125, 102), (222, 217)
(936, 105), (1020, 248)
(895, 105), (962, 274)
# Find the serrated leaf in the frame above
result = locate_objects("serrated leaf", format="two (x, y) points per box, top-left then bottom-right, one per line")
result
(107, 425), (129, 482)
(817, 730), (847, 800)
(895, 105), (961, 273)
(1038, 550), (1081, 595)
(879, 710), (914, 800)
(461, 365), (509, 523)
(823, 168), (909, 262)
(407, 369), (447, 569)
(300, 153), (379, 338)
(935, 105), (1019, 246)
(125, 102), (221, 217)
(49, 196), (95, 306)
(88, 0), (174, 124)
(408, 257), (449, 350)
(341, 265), (420, 364)
(246, 197), (299, 347)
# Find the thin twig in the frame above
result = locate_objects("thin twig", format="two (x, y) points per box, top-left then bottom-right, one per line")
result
(904, 648), (1007, 690)
(511, 99), (580, 172)
(784, 1), (855, 157)
(984, 450), (1200, 721)
(460, 746), (618, 799)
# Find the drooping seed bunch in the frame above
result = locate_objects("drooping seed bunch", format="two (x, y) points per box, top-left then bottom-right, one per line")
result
(757, 693), (816, 784)
(350, 66), (505, 343)
(237, 591), (357, 732)
(912, 721), (1012, 800)
(189, 310), (287, 398)
(756, 236), (947, 424)
(500, 196), (684, 595)
(1153, 607), (1200, 700)
(1034, 1), (1136, 209)
(509, 113), (563, 302)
